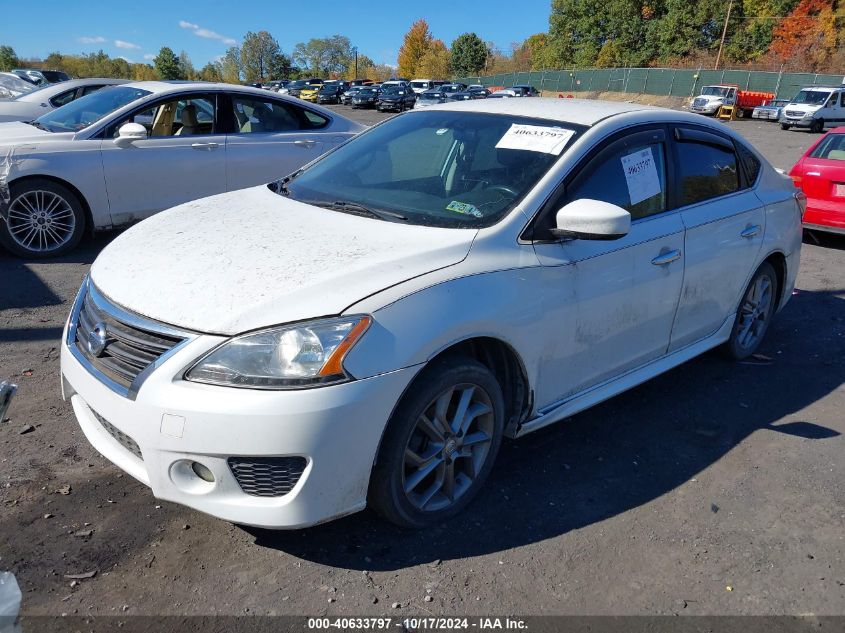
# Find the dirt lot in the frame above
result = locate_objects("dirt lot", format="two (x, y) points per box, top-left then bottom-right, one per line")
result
(1, 106), (843, 619)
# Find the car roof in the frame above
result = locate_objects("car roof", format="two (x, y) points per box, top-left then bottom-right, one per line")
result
(799, 85), (841, 91)
(121, 81), (289, 97)
(15, 77), (127, 101)
(427, 97), (664, 126)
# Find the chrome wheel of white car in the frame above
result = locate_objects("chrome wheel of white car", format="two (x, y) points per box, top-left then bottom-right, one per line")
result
(1, 179), (85, 258)
(370, 357), (504, 528)
(724, 262), (777, 359)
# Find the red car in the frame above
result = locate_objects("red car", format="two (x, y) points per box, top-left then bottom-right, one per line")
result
(789, 126), (845, 235)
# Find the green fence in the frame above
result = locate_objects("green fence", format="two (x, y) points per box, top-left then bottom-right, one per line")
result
(457, 68), (845, 100)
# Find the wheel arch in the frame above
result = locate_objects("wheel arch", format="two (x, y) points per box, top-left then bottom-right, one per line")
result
(8, 174), (95, 237)
(761, 250), (787, 311)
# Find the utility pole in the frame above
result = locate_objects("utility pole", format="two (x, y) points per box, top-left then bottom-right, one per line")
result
(715, 0), (734, 71)
(352, 46), (358, 80)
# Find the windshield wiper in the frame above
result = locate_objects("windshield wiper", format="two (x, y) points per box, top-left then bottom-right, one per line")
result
(316, 200), (408, 222)
(24, 120), (48, 131)
(273, 168), (305, 196)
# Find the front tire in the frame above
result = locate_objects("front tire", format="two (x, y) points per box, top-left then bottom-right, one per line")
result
(0, 178), (86, 259)
(369, 356), (505, 528)
(781, 123), (791, 130)
(722, 262), (777, 360)
(811, 118), (824, 133)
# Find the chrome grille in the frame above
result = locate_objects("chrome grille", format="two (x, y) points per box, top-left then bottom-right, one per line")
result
(92, 408), (143, 460)
(785, 110), (803, 118)
(228, 457), (307, 497)
(70, 283), (186, 396)
(692, 98), (707, 108)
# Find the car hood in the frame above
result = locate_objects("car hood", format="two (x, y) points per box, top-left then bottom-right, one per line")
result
(0, 120), (63, 144)
(785, 103), (821, 112)
(0, 102), (44, 123)
(90, 186), (477, 335)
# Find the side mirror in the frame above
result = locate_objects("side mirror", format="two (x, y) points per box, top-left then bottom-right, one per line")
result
(551, 198), (631, 241)
(114, 122), (147, 148)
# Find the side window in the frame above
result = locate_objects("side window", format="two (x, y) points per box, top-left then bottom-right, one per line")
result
(80, 85), (104, 97)
(735, 141), (761, 185)
(231, 96), (327, 133)
(676, 141), (739, 206)
(109, 95), (216, 138)
(49, 89), (77, 108)
(840, 92), (845, 107)
(567, 139), (667, 221)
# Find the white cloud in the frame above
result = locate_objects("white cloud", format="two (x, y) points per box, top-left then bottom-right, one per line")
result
(118, 56), (134, 63)
(115, 39), (141, 50)
(179, 20), (238, 46)
(143, 53), (155, 60)
(78, 36), (106, 44)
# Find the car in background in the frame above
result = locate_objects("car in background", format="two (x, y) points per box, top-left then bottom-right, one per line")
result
(446, 87), (489, 102)
(11, 69), (72, 85)
(467, 85), (491, 98)
(752, 98), (790, 121)
(410, 79), (445, 94)
(350, 79), (372, 87)
(59, 99), (802, 530)
(351, 86), (381, 109)
(285, 79), (317, 98)
(377, 85), (416, 112)
(317, 84), (345, 105)
(414, 88), (447, 109)
(341, 85), (365, 105)
(780, 86), (845, 132)
(299, 83), (324, 102)
(488, 89), (517, 99)
(0, 78), (127, 123)
(440, 83), (467, 96)
(789, 126), (845, 235)
(265, 80), (290, 91)
(511, 85), (540, 97)
(0, 72), (38, 100)
(0, 81), (364, 258)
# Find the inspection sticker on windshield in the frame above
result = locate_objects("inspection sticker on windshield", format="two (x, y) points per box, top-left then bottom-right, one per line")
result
(495, 124), (575, 155)
(620, 147), (661, 206)
(446, 201), (483, 218)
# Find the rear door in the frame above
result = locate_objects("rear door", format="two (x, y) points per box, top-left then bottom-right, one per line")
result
(225, 94), (337, 189)
(667, 127), (765, 351)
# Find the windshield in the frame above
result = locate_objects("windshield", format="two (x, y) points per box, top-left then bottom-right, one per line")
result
(0, 73), (36, 95)
(35, 86), (151, 132)
(383, 86), (404, 94)
(442, 85), (462, 93)
(701, 86), (730, 97)
(421, 92), (443, 100)
(357, 88), (376, 95)
(792, 90), (831, 105)
(411, 82), (429, 89)
(281, 111), (583, 229)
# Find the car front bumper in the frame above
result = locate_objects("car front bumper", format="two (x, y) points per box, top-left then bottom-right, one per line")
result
(689, 105), (720, 115)
(780, 116), (813, 127)
(61, 315), (419, 529)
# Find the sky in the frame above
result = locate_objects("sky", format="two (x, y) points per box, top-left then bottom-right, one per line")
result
(0, 0), (551, 68)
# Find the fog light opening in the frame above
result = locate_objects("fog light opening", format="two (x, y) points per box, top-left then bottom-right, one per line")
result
(191, 461), (215, 483)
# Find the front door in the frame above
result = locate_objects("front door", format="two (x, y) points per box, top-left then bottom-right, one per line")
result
(530, 127), (685, 408)
(100, 93), (226, 224)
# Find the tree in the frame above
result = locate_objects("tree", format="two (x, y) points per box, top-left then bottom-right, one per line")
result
(398, 19), (434, 77)
(154, 47), (181, 80)
(769, 0), (835, 69)
(292, 35), (353, 76)
(178, 50), (196, 80)
(416, 40), (450, 78)
(241, 31), (284, 82)
(269, 52), (294, 80)
(345, 54), (374, 80)
(132, 64), (159, 81)
(0, 45), (18, 72)
(450, 33), (487, 77)
(221, 46), (242, 83)
(198, 62), (223, 82)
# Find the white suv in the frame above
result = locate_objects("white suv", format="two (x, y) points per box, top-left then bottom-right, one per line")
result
(780, 86), (845, 132)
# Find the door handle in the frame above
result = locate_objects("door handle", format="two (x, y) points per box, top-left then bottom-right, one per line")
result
(294, 139), (316, 148)
(191, 142), (218, 150)
(651, 249), (682, 266)
(740, 225), (761, 239)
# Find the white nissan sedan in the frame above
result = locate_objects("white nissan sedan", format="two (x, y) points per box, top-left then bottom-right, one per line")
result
(0, 81), (363, 258)
(61, 99), (804, 529)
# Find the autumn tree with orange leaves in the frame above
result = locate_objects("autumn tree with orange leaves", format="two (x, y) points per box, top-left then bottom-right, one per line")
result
(398, 19), (434, 78)
(769, 0), (836, 69)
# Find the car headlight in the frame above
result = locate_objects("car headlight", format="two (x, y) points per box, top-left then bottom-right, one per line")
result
(185, 316), (371, 389)
(803, 112), (814, 119)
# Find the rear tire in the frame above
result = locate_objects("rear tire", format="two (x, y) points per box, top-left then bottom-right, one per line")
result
(0, 178), (86, 259)
(722, 262), (778, 360)
(811, 118), (824, 133)
(368, 356), (505, 528)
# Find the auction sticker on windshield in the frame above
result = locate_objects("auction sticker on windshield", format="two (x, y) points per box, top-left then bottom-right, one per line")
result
(621, 147), (661, 205)
(495, 124), (575, 155)
(446, 201), (483, 218)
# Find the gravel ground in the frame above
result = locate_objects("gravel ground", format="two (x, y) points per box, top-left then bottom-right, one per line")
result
(0, 105), (843, 618)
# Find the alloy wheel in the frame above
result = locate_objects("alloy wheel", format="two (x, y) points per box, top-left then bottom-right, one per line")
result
(6, 189), (76, 253)
(736, 274), (773, 351)
(402, 383), (495, 512)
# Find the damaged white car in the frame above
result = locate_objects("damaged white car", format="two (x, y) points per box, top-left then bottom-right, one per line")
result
(61, 99), (803, 529)
(0, 81), (363, 258)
